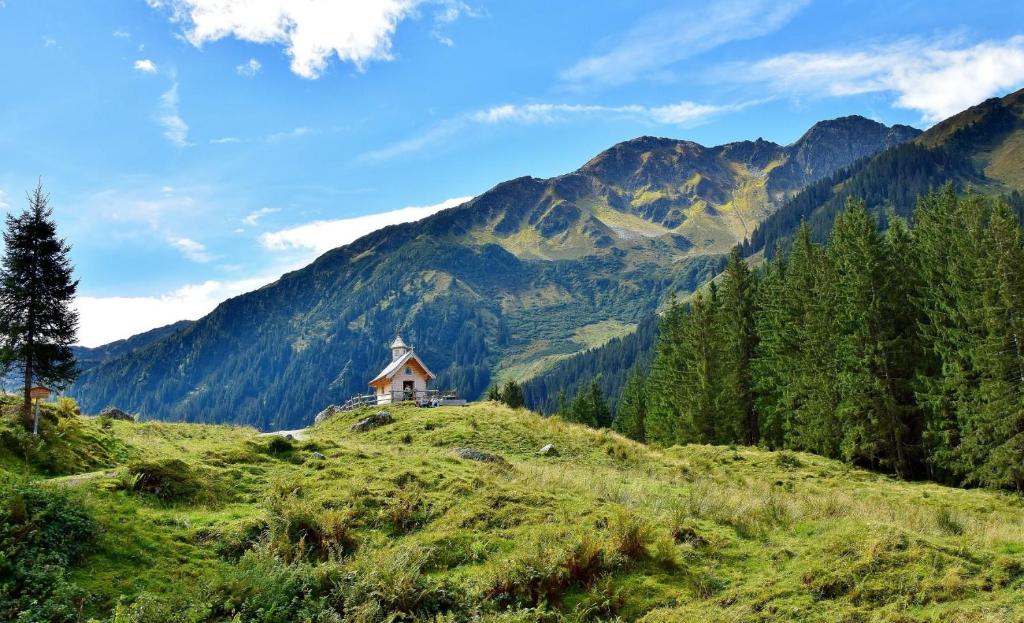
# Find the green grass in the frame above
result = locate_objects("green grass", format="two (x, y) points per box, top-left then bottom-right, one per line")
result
(2, 397), (1023, 622)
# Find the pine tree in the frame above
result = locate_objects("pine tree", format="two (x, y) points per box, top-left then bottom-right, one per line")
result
(500, 380), (524, 409)
(912, 186), (988, 483)
(965, 201), (1024, 488)
(563, 377), (611, 428)
(824, 198), (920, 476)
(675, 287), (724, 444)
(645, 298), (688, 445)
(613, 365), (647, 442)
(0, 182), (79, 427)
(751, 244), (789, 448)
(717, 247), (758, 444)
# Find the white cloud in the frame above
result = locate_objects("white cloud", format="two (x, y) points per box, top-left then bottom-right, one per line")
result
(361, 99), (740, 162)
(236, 57), (261, 77)
(0, 189), (9, 211)
(562, 0), (809, 88)
(268, 126), (311, 142)
(113, 29), (131, 39)
(260, 196), (472, 253)
(725, 35), (1024, 123)
(148, 0), (428, 79)
(210, 136), (241, 144)
(75, 270), (291, 346)
(357, 119), (463, 162)
(169, 236), (214, 262)
(42, 35), (57, 47)
(159, 82), (190, 146)
(471, 101), (731, 126)
(134, 58), (158, 73)
(242, 207), (280, 226)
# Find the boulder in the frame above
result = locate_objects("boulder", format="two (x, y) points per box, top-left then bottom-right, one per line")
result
(538, 443), (559, 456)
(100, 406), (135, 422)
(453, 447), (507, 464)
(314, 405), (344, 425)
(351, 411), (393, 432)
(310, 451), (326, 460)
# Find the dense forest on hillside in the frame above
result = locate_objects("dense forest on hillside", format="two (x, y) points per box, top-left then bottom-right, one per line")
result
(522, 306), (660, 416)
(606, 187), (1024, 490)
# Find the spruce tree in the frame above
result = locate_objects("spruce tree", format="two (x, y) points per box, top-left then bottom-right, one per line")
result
(645, 299), (688, 445)
(0, 182), (79, 427)
(966, 201), (1024, 488)
(613, 365), (647, 442)
(912, 186), (988, 483)
(500, 380), (524, 409)
(751, 244), (790, 448)
(824, 199), (920, 476)
(717, 247), (758, 444)
(675, 287), (724, 444)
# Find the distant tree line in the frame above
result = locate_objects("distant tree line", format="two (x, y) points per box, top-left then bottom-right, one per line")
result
(606, 187), (1024, 490)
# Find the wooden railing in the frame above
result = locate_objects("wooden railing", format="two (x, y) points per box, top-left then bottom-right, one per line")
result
(339, 389), (458, 411)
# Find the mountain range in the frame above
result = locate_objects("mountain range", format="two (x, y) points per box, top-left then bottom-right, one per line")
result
(524, 88), (1024, 417)
(71, 113), (924, 429)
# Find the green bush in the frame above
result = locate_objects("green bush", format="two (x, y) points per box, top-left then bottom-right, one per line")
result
(266, 491), (357, 562)
(0, 479), (97, 623)
(121, 459), (201, 501)
(339, 544), (462, 621)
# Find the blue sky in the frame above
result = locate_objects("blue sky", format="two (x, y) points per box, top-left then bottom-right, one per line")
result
(1, 0), (1023, 345)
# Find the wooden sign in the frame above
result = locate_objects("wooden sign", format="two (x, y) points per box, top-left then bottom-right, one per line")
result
(29, 386), (51, 400)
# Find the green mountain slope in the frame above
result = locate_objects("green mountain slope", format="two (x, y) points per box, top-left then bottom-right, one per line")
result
(4, 401), (1022, 622)
(72, 117), (918, 430)
(747, 87), (1024, 255)
(534, 89), (1024, 419)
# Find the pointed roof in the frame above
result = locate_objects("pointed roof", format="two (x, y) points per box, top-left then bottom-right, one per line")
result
(369, 349), (436, 387)
(390, 334), (408, 350)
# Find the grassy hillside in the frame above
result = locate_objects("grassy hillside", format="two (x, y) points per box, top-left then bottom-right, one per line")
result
(3, 397), (1022, 622)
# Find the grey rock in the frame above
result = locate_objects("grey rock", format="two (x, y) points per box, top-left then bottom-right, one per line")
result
(351, 411), (393, 432)
(453, 447), (507, 464)
(538, 443), (559, 456)
(310, 451), (326, 460)
(314, 404), (344, 426)
(99, 407), (135, 422)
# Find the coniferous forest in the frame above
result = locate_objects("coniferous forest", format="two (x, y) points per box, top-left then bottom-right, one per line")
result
(612, 186), (1024, 490)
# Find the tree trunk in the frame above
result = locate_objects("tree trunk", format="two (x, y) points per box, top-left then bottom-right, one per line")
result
(22, 356), (32, 428)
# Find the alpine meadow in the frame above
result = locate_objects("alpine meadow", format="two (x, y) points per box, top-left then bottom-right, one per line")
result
(3, 2), (1024, 622)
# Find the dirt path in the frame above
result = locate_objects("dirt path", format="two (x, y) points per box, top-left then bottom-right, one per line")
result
(258, 428), (309, 441)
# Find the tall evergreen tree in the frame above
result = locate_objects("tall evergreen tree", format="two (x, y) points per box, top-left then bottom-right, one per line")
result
(645, 299), (689, 445)
(824, 199), (921, 476)
(674, 287), (724, 444)
(912, 186), (988, 483)
(613, 365), (647, 442)
(717, 247), (758, 444)
(0, 182), (79, 427)
(751, 244), (790, 448)
(563, 377), (611, 428)
(500, 380), (525, 409)
(965, 202), (1024, 488)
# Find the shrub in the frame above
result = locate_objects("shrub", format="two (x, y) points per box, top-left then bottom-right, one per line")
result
(55, 397), (80, 418)
(266, 492), (357, 562)
(339, 544), (462, 621)
(935, 506), (964, 536)
(0, 479), (97, 622)
(608, 508), (652, 561)
(383, 485), (432, 534)
(121, 459), (201, 501)
(207, 545), (342, 623)
(775, 451), (803, 469)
